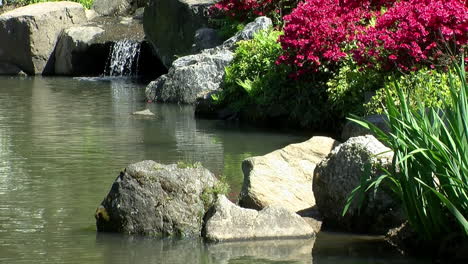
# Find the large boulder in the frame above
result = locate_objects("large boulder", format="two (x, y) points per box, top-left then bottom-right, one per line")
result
(0, 2), (87, 75)
(92, 0), (148, 16)
(203, 195), (315, 242)
(145, 16), (272, 104)
(238, 136), (339, 212)
(145, 47), (233, 103)
(95, 160), (219, 237)
(144, 0), (214, 68)
(313, 135), (402, 234)
(54, 26), (107, 76)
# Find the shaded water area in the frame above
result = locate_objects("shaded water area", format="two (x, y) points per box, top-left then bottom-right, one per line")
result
(0, 77), (425, 263)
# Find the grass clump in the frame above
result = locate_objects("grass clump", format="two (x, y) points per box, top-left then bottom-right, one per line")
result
(201, 175), (230, 210)
(345, 60), (468, 241)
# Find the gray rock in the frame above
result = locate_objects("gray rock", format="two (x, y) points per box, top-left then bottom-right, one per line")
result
(223, 16), (273, 49)
(192, 27), (222, 52)
(143, 0), (214, 68)
(92, 0), (129, 16)
(0, 2), (87, 75)
(204, 195), (315, 242)
(146, 48), (233, 104)
(341, 114), (389, 141)
(313, 135), (402, 234)
(145, 17), (273, 104)
(95, 160), (218, 237)
(54, 26), (106, 76)
(85, 9), (99, 21)
(239, 136), (339, 212)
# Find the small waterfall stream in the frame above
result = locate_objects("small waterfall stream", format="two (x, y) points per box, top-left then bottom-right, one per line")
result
(105, 39), (141, 77)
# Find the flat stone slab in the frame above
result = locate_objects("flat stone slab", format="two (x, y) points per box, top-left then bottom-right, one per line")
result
(204, 195), (315, 242)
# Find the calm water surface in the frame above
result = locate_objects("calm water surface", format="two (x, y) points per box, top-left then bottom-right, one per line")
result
(0, 77), (424, 263)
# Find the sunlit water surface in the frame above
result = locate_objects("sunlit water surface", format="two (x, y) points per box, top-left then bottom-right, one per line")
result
(0, 77), (425, 263)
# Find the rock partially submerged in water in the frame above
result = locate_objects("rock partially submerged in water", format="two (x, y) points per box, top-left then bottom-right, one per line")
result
(204, 195), (315, 242)
(55, 26), (107, 76)
(238, 136), (339, 213)
(313, 135), (402, 234)
(95, 160), (218, 237)
(145, 16), (273, 104)
(0, 2), (87, 75)
(132, 109), (155, 116)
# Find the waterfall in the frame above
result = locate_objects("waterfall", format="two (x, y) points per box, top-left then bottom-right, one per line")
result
(105, 40), (141, 77)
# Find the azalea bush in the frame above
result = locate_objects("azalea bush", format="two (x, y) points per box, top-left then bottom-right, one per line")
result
(279, 0), (468, 75)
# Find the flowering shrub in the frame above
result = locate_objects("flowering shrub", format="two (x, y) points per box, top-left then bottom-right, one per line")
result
(279, 0), (468, 74)
(354, 0), (468, 71)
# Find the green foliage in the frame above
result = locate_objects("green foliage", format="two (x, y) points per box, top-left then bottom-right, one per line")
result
(218, 29), (330, 128)
(365, 68), (459, 114)
(345, 60), (468, 241)
(326, 59), (387, 118)
(176, 161), (202, 169)
(201, 175), (231, 209)
(8, 0), (94, 9)
(209, 18), (245, 41)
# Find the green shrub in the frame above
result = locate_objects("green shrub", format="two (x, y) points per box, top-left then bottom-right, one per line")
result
(217, 29), (330, 128)
(326, 59), (387, 118)
(365, 68), (459, 114)
(346, 61), (468, 241)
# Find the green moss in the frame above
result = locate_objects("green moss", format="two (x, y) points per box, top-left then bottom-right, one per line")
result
(177, 161), (202, 169)
(201, 175), (231, 209)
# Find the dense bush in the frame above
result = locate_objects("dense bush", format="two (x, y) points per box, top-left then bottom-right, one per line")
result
(279, 0), (468, 75)
(216, 29), (331, 128)
(354, 0), (468, 71)
(365, 68), (460, 114)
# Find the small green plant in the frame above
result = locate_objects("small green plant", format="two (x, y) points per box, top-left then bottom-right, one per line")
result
(177, 161), (202, 169)
(201, 175), (231, 209)
(345, 60), (468, 241)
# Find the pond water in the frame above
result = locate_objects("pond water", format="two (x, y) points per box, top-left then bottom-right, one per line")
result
(0, 77), (424, 263)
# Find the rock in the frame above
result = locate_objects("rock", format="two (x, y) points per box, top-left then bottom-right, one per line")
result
(0, 2), (87, 75)
(145, 17), (273, 104)
(92, 0), (130, 16)
(143, 0), (215, 68)
(341, 114), (389, 141)
(0, 62), (27, 76)
(54, 26), (107, 76)
(85, 9), (99, 21)
(203, 195), (315, 242)
(95, 160), (218, 237)
(145, 48), (233, 104)
(132, 109), (155, 116)
(313, 135), (402, 234)
(238, 136), (339, 212)
(133, 7), (145, 20)
(223, 16), (273, 49)
(192, 28), (222, 52)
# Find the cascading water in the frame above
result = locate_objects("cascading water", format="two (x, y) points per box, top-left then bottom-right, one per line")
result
(105, 39), (141, 77)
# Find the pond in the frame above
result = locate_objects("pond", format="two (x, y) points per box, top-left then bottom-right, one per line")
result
(0, 77), (424, 263)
